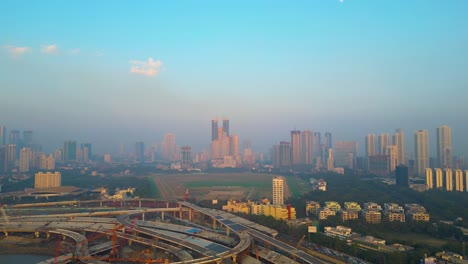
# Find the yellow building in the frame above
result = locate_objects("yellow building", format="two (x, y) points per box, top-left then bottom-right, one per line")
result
(262, 204), (296, 220)
(455, 169), (464, 192)
(435, 168), (443, 188)
(445, 169), (453, 191)
(361, 210), (381, 224)
(425, 168), (433, 189)
(305, 201), (321, 216)
(222, 200), (251, 214)
(325, 201), (342, 212)
(387, 212), (405, 222)
(34, 172), (61, 188)
(408, 211), (430, 222)
(342, 210), (359, 221)
(318, 208), (336, 220)
(344, 202), (361, 211)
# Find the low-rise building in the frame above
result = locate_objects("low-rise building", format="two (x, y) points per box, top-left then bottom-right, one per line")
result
(305, 201), (321, 216)
(361, 209), (381, 224)
(387, 212), (406, 222)
(318, 207), (336, 220)
(363, 202), (382, 211)
(342, 210), (359, 221)
(404, 203), (430, 222)
(325, 201), (342, 212)
(222, 200), (251, 214)
(344, 202), (361, 211)
(324, 226), (352, 240)
(384, 203), (405, 222)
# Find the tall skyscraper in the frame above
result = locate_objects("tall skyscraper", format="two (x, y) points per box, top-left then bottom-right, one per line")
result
(365, 134), (376, 157)
(0, 126), (6, 146)
(271, 145), (280, 168)
(229, 135), (239, 157)
(327, 148), (334, 171)
(435, 168), (443, 188)
(378, 133), (390, 155)
(162, 133), (177, 161)
(414, 130), (429, 177)
(290, 130), (301, 166)
(301, 130), (313, 165)
(9, 130), (20, 145)
(395, 165), (409, 187)
(393, 129), (405, 165)
(181, 146), (192, 169)
(81, 143), (93, 160)
(0, 146), (8, 173)
(279, 141), (291, 169)
(135, 141), (145, 162)
(455, 169), (464, 192)
(334, 141), (358, 169)
(425, 168), (433, 189)
(222, 119), (229, 137)
(19, 148), (32, 173)
(23, 130), (33, 147)
(437, 125), (452, 168)
(35, 172), (61, 188)
(313, 132), (321, 156)
(211, 118), (218, 141)
(444, 168), (453, 191)
(386, 145), (398, 172)
(63, 140), (77, 161)
(324, 132), (332, 150)
(272, 176), (284, 205)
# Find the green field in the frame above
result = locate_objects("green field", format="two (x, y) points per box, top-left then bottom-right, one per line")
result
(185, 180), (269, 188)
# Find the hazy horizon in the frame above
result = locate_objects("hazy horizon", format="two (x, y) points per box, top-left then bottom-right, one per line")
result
(1, 1), (467, 157)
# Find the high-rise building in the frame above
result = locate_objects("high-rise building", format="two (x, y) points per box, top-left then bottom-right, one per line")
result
(279, 141), (291, 169)
(63, 140), (77, 161)
(0, 146), (7, 173)
(222, 119), (229, 137)
(393, 129), (405, 165)
(181, 146), (192, 169)
(272, 176), (284, 205)
(334, 141), (358, 169)
(455, 169), (464, 192)
(290, 130), (301, 166)
(444, 168), (453, 191)
(19, 148), (32, 173)
(378, 133), (390, 155)
(135, 141), (145, 162)
(414, 130), (429, 177)
(324, 132), (332, 150)
(34, 172), (61, 188)
(9, 130), (20, 145)
(0, 126), (6, 146)
(23, 131), (33, 147)
(437, 125), (452, 168)
(386, 145), (398, 172)
(271, 145), (280, 168)
(81, 143), (93, 161)
(313, 132), (321, 156)
(365, 134), (376, 157)
(425, 168), (433, 189)
(327, 148), (334, 171)
(435, 168), (443, 188)
(211, 118), (218, 141)
(395, 165), (409, 187)
(162, 133), (177, 161)
(40, 154), (55, 170)
(229, 135), (239, 157)
(301, 130), (313, 165)
(7, 144), (16, 171)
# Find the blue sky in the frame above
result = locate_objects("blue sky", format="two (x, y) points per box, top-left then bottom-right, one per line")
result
(1, 0), (467, 156)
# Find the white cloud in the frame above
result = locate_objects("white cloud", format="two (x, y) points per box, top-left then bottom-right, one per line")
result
(4, 45), (31, 56)
(69, 48), (80, 54)
(129, 57), (163, 77)
(41, 44), (58, 54)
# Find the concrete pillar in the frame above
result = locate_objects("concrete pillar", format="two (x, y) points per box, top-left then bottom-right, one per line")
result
(216, 260), (221, 264)
(189, 209), (192, 221)
(161, 212), (165, 220)
(212, 218), (217, 229)
(166, 202), (169, 208)
(179, 210), (182, 219)
(35, 231), (39, 238)
(100, 201), (102, 207)
(139, 200), (142, 208)
(232, 254), (237, 262)
(128, 240), (132, 245)
(142, 213), (145, 221)
(226, 227), (230, 236)
(46, 232), (50, 239)
(120, 201), (123, 207)
(3, 231), (8, 237)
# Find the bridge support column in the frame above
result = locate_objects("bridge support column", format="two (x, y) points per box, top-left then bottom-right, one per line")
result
(161, 212), (165, 220)
(35, 231), (40, 238)
(226, 227), (230, 236)
(166, 202), (169, 208)
(179, 209), (182, 219)
(212, 217), (217, 229)
(120, 201), (123, 207)
(231, 254), (237, 262)
(216, 260), (221, 264)
(3, 231), (7, 237)
(46, 232), (50, 239)
(128, 240), (132, 245)
(142, 213), (145, 221)
(189, 209), (192, 221)
(139, 200), (142, 207)
(100, 201), (103, 207)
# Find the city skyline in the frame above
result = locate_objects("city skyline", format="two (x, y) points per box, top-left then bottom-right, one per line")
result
(1, 1), (467, 156)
